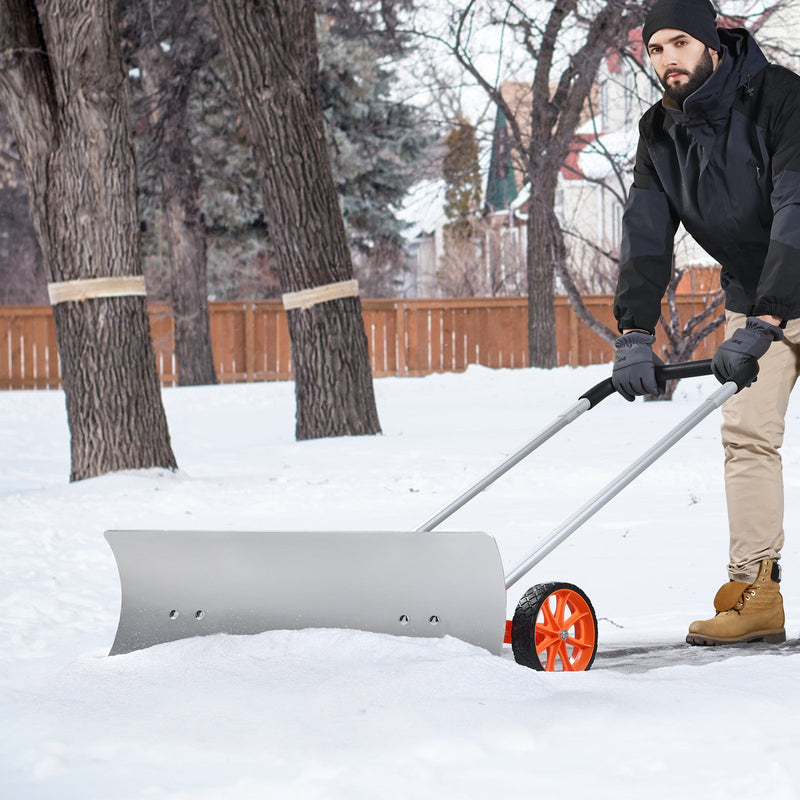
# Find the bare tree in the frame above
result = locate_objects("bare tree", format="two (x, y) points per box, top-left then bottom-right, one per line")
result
(209, 0), (380, 439)
(0, 0), (177, 480)
(441, 0), (651, 366)
(119, 0), (218, 386)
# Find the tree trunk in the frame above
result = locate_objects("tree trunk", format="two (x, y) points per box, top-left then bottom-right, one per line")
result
(526, 179), (559, 368)
(136, 36), (217, 387)
(453, 0), (650, 369)
(209, 0), (380, 439)
(0, 0), (177, 481)
(53, 297), (177, 479)
(164, 181), (218, 386)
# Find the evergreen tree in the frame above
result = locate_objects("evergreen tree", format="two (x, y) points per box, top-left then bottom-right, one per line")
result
(183, 46), (275, 300)
(442, 117), (482, 239)
(318, 1), (433, 295)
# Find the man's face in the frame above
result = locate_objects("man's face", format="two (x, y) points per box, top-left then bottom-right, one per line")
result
(647, 28), (720, 106)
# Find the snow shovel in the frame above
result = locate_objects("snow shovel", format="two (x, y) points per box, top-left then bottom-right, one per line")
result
(105, 359), (755, 670)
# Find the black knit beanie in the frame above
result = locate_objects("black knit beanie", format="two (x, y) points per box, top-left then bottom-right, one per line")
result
(642, 0), (720, 51)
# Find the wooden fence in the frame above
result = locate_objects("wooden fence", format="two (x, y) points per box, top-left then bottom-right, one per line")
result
(0, 296), (725, 390)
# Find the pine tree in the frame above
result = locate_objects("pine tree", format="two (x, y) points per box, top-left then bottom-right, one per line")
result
(442, 118), (482, 240)
(317, 1), (433, 295)
(319, 13), (429, 248)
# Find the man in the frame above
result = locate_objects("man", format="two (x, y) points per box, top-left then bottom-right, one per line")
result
(612, 0), (800, 645)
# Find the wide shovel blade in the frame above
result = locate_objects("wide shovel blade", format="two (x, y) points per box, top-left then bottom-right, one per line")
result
(105, 530), (506, 656)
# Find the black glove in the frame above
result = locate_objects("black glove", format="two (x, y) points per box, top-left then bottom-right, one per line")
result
(612, 331), (664, 402)
(711, 316), (783, 384)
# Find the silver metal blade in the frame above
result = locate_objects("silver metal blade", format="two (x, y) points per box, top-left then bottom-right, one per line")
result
(105, 530), (506, 656)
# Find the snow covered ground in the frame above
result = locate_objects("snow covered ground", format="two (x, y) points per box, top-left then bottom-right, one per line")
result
(1, 363), (799, 799)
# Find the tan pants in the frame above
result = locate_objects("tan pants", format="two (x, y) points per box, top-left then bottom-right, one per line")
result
(721, 311), (800, 582)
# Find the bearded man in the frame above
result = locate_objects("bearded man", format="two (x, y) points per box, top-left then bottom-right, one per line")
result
(612, 0), (800, 645)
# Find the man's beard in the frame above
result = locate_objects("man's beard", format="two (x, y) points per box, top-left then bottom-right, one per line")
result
(659, 48), (715, 107)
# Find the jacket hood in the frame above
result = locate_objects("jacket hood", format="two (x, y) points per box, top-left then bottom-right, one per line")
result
(719, 27), (770, 88)
(666, 27), (769, 128)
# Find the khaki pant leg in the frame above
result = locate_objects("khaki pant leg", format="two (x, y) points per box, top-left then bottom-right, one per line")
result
(721, 312), (800, 582)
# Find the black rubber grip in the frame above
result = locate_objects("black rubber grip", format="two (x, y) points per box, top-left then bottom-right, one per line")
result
(580, 359), (713, 409)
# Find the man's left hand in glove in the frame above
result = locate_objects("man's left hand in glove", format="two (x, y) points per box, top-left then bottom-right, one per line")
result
(711, 316), (784, 384)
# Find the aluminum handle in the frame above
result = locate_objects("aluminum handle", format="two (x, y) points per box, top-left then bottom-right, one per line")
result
(417, 360), (715, 533)
(503, 378), (738, 590)
(416, 397), (591, 532)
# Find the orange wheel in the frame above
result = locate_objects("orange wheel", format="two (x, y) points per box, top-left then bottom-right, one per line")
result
(511, 582), (597, 672)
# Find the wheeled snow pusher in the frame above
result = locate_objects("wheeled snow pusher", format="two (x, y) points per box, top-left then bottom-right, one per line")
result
(106, 360), (755, 672)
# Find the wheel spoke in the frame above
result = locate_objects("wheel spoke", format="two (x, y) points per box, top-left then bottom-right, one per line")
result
(536, 630), (561, 654)
(536, 620), (563, 638)
(545, 642), (560, 671)
(564, 637), (591, 652)
(561, 607), (591, 631)
(553, 591), (568, 627)
(540, 600), (559, 631)
(557, 641), (574, 671)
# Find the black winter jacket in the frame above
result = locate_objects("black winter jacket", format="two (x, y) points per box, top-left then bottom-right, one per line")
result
(614, 28), (800, 333)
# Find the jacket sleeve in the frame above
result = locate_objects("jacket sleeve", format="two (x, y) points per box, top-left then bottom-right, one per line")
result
(613, 126), (679, 334)
(752, 68), (800, 321)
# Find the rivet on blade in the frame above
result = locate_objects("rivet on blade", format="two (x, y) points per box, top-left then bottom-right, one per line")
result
(399, 615), (409, 625)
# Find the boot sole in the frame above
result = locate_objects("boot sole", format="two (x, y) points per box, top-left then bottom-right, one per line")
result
(686, 628), (786, 647)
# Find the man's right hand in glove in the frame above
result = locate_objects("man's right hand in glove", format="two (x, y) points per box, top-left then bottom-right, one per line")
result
(612, 331), (664, 402)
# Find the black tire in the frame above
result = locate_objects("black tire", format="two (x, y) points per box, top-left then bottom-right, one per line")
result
(511, 582), (598, 672)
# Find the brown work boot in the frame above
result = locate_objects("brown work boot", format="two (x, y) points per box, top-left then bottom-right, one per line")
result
(686, 559), (786, 646)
